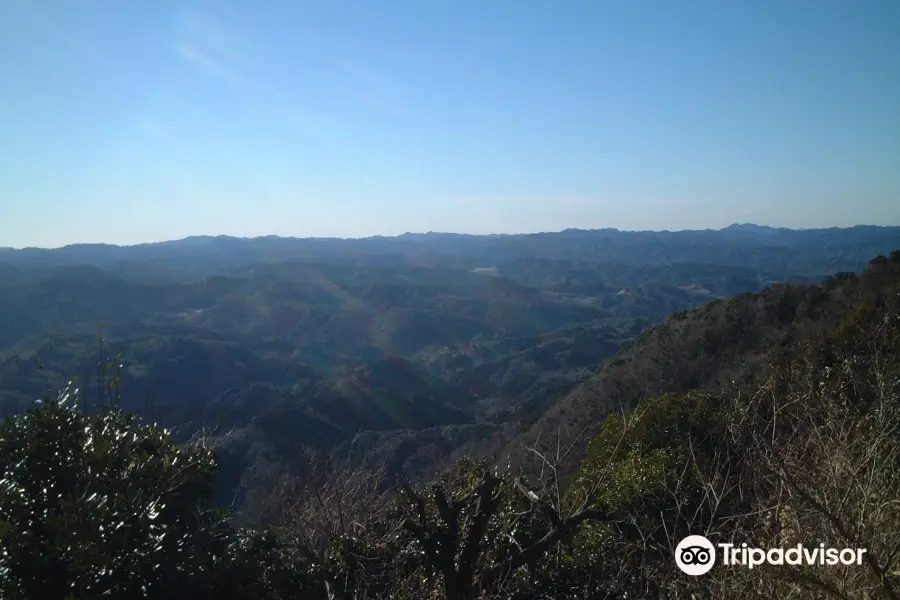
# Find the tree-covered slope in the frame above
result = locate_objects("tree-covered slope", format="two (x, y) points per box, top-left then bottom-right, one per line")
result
(1, 248), (898, 599)
(516, 250), (900, 474)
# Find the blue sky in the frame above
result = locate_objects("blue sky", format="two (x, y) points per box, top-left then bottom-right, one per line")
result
(1, 0), (898, 248)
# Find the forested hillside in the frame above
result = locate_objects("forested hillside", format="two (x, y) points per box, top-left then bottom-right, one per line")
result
(2, 226), (899, 506)
(516, 253), (900, 472)
(0, 243), (898, 599)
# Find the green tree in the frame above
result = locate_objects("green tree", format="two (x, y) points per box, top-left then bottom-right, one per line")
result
(0, 382), (227, 600)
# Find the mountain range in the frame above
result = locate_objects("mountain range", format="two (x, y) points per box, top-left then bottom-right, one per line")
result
(2, 224), (899, 508)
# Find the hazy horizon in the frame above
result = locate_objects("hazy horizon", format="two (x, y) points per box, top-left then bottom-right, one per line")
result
(4, 221), (899, 251)
(2, 0), (898, 248)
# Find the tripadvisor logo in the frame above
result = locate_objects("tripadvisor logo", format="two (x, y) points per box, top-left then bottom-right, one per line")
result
(676, 535), (716, 575)
(675, 535), (868, 576)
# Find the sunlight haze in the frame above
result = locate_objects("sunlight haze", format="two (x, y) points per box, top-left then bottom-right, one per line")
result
(1, 0), (898, 248)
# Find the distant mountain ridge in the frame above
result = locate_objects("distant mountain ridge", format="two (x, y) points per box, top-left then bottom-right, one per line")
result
(4, 226), (899, 283)
(6, 223), (896, 252)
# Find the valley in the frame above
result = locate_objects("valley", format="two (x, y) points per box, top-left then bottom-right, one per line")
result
(2, 225), (898, 508)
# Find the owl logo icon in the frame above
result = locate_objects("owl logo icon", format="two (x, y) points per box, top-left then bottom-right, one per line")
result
(676, 535), (716, 575)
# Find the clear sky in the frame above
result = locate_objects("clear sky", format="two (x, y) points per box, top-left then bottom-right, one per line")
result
(1, 0), (898, 248)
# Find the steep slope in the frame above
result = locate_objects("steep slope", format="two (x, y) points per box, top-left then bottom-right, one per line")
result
(516, 250), (900, 469)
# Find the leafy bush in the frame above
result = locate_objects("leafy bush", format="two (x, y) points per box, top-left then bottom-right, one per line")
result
(0, 383), (226, 600)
